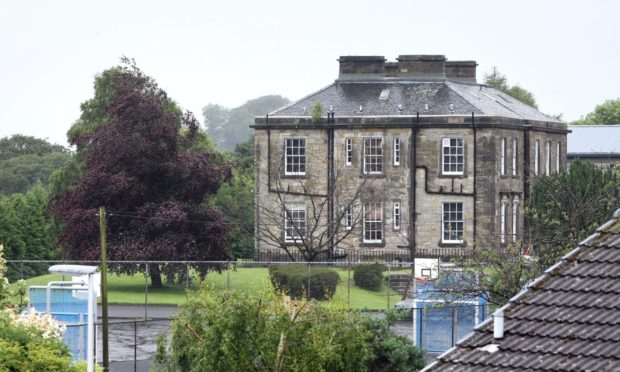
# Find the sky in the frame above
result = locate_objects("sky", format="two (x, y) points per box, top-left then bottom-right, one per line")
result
(1, 0), (619, 147)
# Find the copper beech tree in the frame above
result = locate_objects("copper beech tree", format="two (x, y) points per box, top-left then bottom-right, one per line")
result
(51, 60), (232, 287)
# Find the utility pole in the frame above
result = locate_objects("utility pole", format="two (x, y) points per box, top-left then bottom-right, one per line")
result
(99, 206), (109, 372)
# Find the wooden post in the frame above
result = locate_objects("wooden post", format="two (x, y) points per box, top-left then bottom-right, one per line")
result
(99, 206), (109, 371)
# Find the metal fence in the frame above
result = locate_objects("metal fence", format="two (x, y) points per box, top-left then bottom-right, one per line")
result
(6, 259), (489, 366)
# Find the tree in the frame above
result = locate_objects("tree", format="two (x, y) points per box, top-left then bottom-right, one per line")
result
(203, 95), (289, 151)
(256, 159), (374, 262)
(155, 285), (424, 371)
(571, 98), (620, 125)
(0, 185), (58, 280)
(484, 67), (538, 108)
(209, 135), (256, 259)
(528, 159), (620, 268)
(51, 59), (232, 287)
(435, 241), (537, 306)
(0, 135), (71, 195)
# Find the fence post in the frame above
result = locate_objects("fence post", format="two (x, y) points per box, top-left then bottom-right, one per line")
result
(144, 263), (148, 320)
(387, 264), (391, 310)
(451, 306), (456, 346)
(307, 262), (311, 300)
(424, 306), (428, 351)
(186, 263), (190, 305)
(227, 264), (230, 290)
(134, 321), (137, 372)
(347, 262), (351, 309)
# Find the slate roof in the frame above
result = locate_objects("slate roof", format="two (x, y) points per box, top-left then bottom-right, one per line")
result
(568, 125), (620, 157)
(271, 81), (559, 123)
(424, 209), (620, 371)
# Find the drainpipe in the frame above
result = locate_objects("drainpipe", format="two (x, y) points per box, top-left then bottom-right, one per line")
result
(472, 112), (477, 250)
(327, 113), (335, 257)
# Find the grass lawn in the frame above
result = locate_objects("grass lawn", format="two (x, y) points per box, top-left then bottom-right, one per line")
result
(14, 267), (404, 310)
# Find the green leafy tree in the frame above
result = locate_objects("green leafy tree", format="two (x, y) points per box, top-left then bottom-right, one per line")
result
(209, 135), (256, 258)
(484, 67), (538, 108)
(528, 159), (620, 268)
(0, 185), (58, 280)
(571, 98), (620, 124)
(155, 287), (371, 371)
(0, 135), (71, 195)
(203, 95), (289, 151)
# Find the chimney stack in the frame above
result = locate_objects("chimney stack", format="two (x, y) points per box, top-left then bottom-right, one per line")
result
(338, 56), (386, 81)
(446, 61), (478, 83)
(397, 55), (446, 80)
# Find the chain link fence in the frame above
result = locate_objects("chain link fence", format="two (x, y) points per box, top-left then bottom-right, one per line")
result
(6, 259), (489, 369)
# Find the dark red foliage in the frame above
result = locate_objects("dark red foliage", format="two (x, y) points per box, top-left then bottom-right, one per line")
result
(51, 64), (232, 280)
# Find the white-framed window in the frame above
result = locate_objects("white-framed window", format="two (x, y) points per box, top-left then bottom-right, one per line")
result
(363, 203), (383, 243)
(345, 138), (353, 166)
(546, 141), (551, 175)
(393, 137), (401, 166)
(512, 197), (519, 243)
(512, 138), (518, 176)
(345, 207), (353, 230)
(534, 140), (540, 176)
(500, 138), (506, 175)
(393, 202), (401, 230)
(442, 138), (464, 175)
(442, 202), (464, 243)
(556, 142), (561, 172)
(284, 203), (306, 243)
(500, 197), (507, 244)
(285, 138), (306, 175)
(363, 138), (383, 174)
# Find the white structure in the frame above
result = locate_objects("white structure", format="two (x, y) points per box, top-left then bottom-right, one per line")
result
(48, 265), (98, 372)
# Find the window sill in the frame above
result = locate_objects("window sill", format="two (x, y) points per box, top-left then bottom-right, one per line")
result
(439, 173), (467, 179)
(360, 174), (387, 179)
(361, 241), (386, 248)
(438, 241), (465, 248)
(281, 174), (308, 179)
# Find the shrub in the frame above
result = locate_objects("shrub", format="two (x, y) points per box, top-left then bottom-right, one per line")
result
(353, 263), (387, 291)
(269, 264), (340, 300)
(0, 309), (80, 372)
(155, 286), (370, 371)
(363, 315), (426, 372)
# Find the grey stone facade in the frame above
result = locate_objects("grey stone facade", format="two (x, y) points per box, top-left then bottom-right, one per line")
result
(253, 55), (568, 259)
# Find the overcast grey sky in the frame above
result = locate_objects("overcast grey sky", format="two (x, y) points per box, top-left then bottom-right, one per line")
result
(1, 0), (619, 146)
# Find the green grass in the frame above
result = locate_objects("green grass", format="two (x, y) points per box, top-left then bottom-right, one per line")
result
(13, 267), (404, 310)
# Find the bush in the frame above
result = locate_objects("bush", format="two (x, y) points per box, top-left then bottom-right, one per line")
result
(353, 263), (387, 291)
(0, 310), (80, 372)
(269, 264), (339, 300)
(155, 286), (370, 371)
(363, 316), (426, 372)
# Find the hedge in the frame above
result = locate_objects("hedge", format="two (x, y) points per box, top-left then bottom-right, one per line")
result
(353, 263), (387, 291)
(269, 265), (340, 300)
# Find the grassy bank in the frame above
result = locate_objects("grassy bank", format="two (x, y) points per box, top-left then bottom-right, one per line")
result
(15, 267), (403, 310)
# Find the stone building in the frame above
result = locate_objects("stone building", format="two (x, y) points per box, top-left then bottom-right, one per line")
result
(253, 55), (568, 259)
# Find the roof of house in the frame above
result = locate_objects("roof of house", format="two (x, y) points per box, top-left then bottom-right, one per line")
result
(568, 125), (620, 157)
(424, 209), (620, 371)
(271, 81), (559, 123)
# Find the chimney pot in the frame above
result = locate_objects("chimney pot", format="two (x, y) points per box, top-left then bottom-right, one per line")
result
(493, 310), (504, 340)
